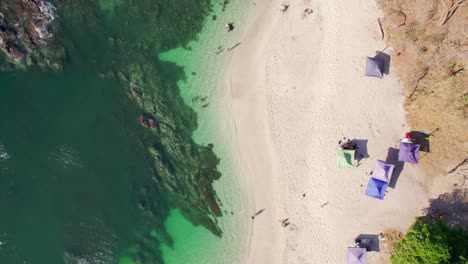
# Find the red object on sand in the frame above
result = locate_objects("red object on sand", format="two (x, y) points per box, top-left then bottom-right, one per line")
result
(405, 132), (412, 139)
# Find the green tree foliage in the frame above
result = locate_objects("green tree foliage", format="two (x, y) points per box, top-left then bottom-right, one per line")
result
(391, 218), (468, 264)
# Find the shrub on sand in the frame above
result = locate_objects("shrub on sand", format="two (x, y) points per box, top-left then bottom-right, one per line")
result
(390, 218), (468, 264)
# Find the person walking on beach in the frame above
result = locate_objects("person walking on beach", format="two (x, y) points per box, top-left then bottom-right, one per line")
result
(281, 4), (289, 13)
(251, 209), (265, 219)
(279, 218), (290, 227)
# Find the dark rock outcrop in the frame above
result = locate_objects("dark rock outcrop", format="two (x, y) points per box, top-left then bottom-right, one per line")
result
(0, 0), (64, 70)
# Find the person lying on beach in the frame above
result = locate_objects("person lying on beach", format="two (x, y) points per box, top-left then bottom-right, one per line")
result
(304, 8), (313, 15)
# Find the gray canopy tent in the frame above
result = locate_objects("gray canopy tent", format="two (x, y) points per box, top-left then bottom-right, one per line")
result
(365, 57), (384, 78)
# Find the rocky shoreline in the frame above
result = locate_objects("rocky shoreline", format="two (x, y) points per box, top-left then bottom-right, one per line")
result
(0, 0), (64, 71)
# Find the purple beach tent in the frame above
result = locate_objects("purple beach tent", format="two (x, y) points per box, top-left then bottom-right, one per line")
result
(370, 160), (395, 183)
(347, 247), (366, 264)
(365, 160), (394, 200)
(398, 142), (420, 163)
(365, 57), (384, 78)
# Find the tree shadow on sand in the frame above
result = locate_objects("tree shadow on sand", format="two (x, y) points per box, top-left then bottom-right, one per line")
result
(423, 188), (468, 230)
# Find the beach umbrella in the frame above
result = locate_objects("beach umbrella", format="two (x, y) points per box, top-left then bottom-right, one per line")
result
(337, 149), (356, 168)
(398, 142), (420, 163)
(370, 160), (394, 183)
(365, 178), (389, 200)
(365, 57), (384, 78)
(347, 247), (367, 264)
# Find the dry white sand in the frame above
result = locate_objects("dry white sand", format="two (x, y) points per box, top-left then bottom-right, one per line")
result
(229, 0), (432, 263)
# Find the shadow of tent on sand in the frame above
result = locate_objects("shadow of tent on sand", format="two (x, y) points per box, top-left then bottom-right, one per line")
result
(410, 131), (431, 152)
(375, 51), (391, 75)
(353, 139), (369, 159)
(385, 148), (404, 188)
(354, 234), (380, 252)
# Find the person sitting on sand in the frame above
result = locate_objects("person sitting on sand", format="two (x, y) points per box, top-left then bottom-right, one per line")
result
(343, 139), (352, 149)
(281, 4), (289, 13)
(401, 132), (414, 143)
(339, 138), (358, 150)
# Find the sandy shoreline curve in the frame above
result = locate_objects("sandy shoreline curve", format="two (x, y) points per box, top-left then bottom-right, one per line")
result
(229, 0), (432, 263)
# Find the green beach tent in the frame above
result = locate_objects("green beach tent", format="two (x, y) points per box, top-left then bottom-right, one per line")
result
(337, 149), (356, 168)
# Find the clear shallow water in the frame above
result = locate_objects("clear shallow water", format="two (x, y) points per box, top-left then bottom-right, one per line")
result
(158, 1), (253, 263)
(160, 209), (221, 264)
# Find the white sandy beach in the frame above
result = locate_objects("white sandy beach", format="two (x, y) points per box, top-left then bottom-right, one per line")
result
(229, 0), (432, 263)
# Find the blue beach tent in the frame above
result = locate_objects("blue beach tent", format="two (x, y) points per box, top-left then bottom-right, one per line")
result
(365, 178), (389, 200)
(365, 57), (384, 78)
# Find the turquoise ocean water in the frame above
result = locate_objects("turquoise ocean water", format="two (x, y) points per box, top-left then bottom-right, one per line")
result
(0, 0), (250, 263)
